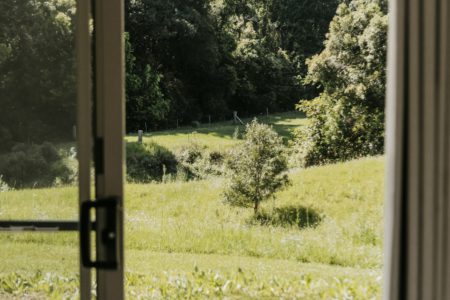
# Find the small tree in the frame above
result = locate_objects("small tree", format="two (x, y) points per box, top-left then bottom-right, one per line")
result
(224, 120), (290, 213)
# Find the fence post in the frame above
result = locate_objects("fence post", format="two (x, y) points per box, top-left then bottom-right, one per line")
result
(138, 130), (143, 144)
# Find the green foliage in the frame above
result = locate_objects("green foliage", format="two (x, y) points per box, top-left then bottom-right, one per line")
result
(0, 142), (72, 188)
(176, 142), (225, 180)
(269, 0), (341, 58)
(1, 0), (340, 135)
(224, 0), (340, 115)
(0, 0), (76, 146)
(124, 267), (381, 299)
(0, 175), (11, 192)
(126, 33), (170, 132)
(232, 126), (242, 140)
(126, 0), (236, 127)
(125, 0), (339, 129)
(295, 0), (387, 166)
(232, 40), (300, 114)
(0, 272), (79, 299)
(0, 266), (382, 299)
(126, 142), (178, 182)
(224, 120), (290, 213)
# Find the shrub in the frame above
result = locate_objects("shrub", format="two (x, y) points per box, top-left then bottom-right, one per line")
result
(202, 150), (225, 177)
(176, 143), (225, 180)
(0, 175), (11, 192)
(223, 120), (290, 213)
(126, 142), (177, 182)
(0, 142), (72, 188)
(232, 126), (242, 140)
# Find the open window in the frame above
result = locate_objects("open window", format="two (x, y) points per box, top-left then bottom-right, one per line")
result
(2, 0), (450, 299)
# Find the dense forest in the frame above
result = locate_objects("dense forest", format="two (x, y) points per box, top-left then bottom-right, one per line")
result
(0, 0), (340, 140)
(0, 0), (76, 151)
(125, 0), (340, 131)
(0, 0), (387, 167)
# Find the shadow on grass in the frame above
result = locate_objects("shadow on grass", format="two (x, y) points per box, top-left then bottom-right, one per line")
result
(249, 205), (322, 229)
(128, 111), (306, 140)
(140, 123), (302, 141)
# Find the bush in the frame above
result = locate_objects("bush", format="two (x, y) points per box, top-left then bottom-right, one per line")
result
(0, 175), (11, 192)
(223, 120), (290, 213)
(0, 142), (72, 188)
(232, 126), (242, 140)
(176, 143), (225, 180)
(126, 142), (177, 182)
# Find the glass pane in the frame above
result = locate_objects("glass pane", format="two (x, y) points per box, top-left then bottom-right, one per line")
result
(0, 0), (80, 297)
(124, 0), (384, 298)
(0, 0), (78, 218)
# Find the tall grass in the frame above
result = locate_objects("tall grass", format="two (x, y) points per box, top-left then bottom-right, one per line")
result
(124, 156), (384, 268)
(0, 156), (384, 298)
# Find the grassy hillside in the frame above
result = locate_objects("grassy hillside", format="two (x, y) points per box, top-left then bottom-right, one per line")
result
(125, 111), (307, 151)
(0, 156), (384, 298)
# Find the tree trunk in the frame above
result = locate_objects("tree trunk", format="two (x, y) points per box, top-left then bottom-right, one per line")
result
(254, 201), (260, 214)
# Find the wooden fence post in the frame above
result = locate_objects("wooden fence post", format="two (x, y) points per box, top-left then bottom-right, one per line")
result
(138, 130), (143, 144)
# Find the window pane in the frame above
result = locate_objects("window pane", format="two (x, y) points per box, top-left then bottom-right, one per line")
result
(0, 0), (79, 297)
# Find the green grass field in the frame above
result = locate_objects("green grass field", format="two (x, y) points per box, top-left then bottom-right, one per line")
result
(0, 157), (384, 299)
(125, 111), (307, 152)
(0, 112), (384, 299)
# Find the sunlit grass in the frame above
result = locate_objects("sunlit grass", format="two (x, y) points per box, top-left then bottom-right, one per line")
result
(125, 111), (307, 152)
(0, 156), (384, 298)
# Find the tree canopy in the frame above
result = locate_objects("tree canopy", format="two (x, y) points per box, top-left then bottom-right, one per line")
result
(0, 0), (389, 167)
(0, 0), (76, 152)
(125, 0), (340, 131)
(295, 0), (387, 166)
(0, 0), (341, 141)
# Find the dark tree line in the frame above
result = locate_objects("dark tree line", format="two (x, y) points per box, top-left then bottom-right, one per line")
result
(0, 0), (341, 142)
(0, 0), (76, 152)
(0, 0), (388, 176)
(125, 0), (340, 132)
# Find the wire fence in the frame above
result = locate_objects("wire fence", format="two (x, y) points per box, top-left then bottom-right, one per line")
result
(131, 108), (296, 135)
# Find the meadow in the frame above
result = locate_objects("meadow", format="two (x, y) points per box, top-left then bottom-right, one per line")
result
(125, 111), (307, 151)
(0, 112), (384, 299)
